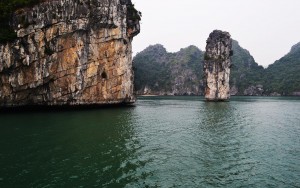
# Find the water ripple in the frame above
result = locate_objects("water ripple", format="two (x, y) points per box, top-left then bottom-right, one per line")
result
(0, 96), (299, 187)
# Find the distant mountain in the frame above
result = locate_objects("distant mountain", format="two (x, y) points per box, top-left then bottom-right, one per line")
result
(134, 44), (204, 95)
(230, 40), (265, 95)
(133, 41), (300, 96)
(263, 42), (300, 95)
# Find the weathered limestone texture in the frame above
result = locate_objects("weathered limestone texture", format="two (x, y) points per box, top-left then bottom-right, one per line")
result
(0, 0), (140, 107)
(204, 30), (232, 101)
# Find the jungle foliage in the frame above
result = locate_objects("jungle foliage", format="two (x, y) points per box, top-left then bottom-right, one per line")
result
(0, 0), (40, 43)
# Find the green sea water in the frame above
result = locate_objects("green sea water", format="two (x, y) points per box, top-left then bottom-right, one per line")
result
(0, 96), (299, 187)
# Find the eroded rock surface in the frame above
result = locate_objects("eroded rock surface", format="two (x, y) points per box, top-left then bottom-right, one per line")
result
(243, 85), (264, 96)
(204, 30), (232, 101)
(0, 0), (140, 107)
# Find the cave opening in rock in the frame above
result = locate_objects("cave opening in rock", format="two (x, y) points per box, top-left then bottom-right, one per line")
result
(101, 71), (107, 79)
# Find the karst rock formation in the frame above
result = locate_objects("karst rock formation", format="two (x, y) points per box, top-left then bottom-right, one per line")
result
(0, 0), (140, 107)
(203, 30), (232, 101)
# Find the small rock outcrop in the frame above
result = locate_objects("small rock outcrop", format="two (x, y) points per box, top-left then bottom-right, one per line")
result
(292, 92), (300, 96)
(203, 30), (232, 101)
(243, 85), (264, 96)
(0, 0), (140, 107)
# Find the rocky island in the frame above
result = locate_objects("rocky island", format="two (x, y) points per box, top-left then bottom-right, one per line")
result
(203, 30), (232, 101)
(0, 0), (140, 107)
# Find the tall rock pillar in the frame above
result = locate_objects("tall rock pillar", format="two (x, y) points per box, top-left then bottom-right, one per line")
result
(203, 30), (232, 101)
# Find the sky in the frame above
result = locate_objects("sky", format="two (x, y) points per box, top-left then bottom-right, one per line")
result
(132, 0), (300, 67)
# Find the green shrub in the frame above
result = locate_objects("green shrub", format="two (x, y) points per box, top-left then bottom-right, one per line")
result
(0, 0), (41, 43)
(0, 28), (18, 43)
(127, 4), (141, 21)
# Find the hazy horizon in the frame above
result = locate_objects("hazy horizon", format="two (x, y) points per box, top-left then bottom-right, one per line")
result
(132, 0), (300, 67)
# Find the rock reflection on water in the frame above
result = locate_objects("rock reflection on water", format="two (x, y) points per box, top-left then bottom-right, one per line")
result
(0, 96), (299, 187)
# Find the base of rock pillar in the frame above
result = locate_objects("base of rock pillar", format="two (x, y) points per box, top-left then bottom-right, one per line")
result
(205, 98), (230, 102)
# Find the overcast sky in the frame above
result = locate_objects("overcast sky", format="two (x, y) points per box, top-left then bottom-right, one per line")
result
(132, 0), (300, 67)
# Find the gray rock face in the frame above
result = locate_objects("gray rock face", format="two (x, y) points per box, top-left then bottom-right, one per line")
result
(292, 92), (300, 96)
(270, 92), (281, 97)
(203, 30), (232, 101)
(230, 86), (238, 96)
(0, 0), (140, 107)
(243, 85), (264, 96)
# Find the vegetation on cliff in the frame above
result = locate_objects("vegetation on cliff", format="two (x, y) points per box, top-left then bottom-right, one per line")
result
(134, 44), (204, 95)
(0, 0), (40, 42)
(127, 4), (142, 21)
(263, 42), (300, 94)
(230, 40), (265, 93)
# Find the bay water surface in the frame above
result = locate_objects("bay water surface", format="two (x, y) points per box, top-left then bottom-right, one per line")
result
(0, 96), (299, 187)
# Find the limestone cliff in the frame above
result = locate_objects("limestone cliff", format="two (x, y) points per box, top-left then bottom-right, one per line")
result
(0, 0), (140, 107)
(204, 30), (232, 101)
